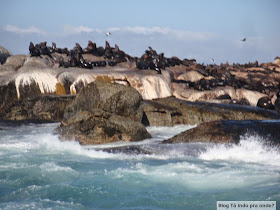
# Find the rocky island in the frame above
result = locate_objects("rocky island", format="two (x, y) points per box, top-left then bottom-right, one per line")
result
(1, 42), (280, 147)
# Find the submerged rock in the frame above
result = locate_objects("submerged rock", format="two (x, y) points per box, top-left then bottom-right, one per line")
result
(55, 81), (151, 145)
(97, 145), (152, 155)
(163, 120), (280, 146)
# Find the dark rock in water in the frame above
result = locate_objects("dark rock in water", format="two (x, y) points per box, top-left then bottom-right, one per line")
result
(0, 46), (12, 64)
(0, 95), (75, 121)
(99, 145), (152, 155)
(163, 120), (280, 146)
(55, 81), (151, 145)
(143, 97), (280, 127)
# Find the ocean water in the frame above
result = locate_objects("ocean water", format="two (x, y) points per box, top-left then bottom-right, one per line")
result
(0, 122), (279, 210)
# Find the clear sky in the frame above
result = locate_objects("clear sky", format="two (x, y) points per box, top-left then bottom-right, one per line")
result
(0, 0), (279, 64)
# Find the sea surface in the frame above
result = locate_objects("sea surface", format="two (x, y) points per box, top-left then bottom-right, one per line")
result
(0, 122), (279, 209)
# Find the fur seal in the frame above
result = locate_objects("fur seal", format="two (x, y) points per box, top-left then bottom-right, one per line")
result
(230, 98), (250, 106)
(95, 46), (105, 56)
(29, 42), (41, 57)
(38, 42), (52, 58)
(136, 47), (165, 74)
(257, 96), (274, 110)
(52, 42), (69, 54)
(83, 41), (96, 54)
(104, 41), (112, 59)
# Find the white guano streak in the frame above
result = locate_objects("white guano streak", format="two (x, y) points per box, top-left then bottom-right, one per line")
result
(15, 71), (58, 98)
(69, 74), (96, 94)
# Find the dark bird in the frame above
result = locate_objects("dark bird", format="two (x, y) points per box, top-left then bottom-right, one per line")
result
(241, 38), (246, 42)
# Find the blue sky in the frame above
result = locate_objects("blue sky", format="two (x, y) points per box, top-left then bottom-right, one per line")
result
(0, 0), (279, 64)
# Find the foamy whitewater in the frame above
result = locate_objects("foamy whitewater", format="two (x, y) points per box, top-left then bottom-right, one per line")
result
(0, 122), (279, 209)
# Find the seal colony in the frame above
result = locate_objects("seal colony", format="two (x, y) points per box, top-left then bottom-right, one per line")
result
(29, 41), (197, 73)
(2, 43), (280, 146)
(14, 40), (280, 113)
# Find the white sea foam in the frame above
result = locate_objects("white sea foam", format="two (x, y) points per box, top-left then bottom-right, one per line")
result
(199, 134), (280, 167)
(39, 162), (76, 173)
(109, 159), (279, 191)
(85, 124), (194, 150)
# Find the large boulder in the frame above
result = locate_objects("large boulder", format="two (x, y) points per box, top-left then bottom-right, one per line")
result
(21, 55), (55, 69)
(3, 55), (26, 70)
(142, 97), (280, 126)
(55, 81), (151, 145)
(0, 46), (12, 64)
(0, 65), (16, 77)
(163, 120), (280, 146)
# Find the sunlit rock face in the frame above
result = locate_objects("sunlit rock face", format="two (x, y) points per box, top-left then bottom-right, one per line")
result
(172, 84), (266, 107)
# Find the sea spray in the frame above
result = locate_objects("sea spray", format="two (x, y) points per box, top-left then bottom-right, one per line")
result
(0, 123), (279, 209)
(199, 133), (280, 167)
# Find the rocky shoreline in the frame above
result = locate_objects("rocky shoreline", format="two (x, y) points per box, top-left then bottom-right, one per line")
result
(1, 43), (280, 148)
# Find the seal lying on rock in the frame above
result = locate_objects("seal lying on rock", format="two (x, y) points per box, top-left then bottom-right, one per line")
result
(257, 96), (274, 110)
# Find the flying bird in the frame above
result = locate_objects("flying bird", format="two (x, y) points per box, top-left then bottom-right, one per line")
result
(241, 38), (246, 42)
(211, 59), (215, 62)
(106, 32), (111, 36)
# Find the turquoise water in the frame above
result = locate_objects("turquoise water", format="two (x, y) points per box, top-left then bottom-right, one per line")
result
(0, 123), (279, 209)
